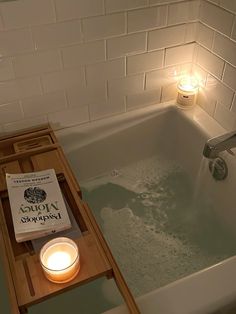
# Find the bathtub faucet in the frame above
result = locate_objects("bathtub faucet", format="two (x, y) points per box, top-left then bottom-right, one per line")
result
(203, 130), (236, 159)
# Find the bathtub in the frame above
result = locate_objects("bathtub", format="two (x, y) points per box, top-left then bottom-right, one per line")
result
(57, 102), (236, 314)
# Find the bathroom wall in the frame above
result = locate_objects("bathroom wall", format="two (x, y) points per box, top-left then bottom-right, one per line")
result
(0, 0), (199, 133)
(195, 0), (236, 130)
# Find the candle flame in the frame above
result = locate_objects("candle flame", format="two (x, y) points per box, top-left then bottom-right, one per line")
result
(178, 76), (199, 92)
(47, 251), (71, 270)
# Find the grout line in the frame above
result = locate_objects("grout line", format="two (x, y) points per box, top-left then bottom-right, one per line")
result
(230, 92), (236, 111)
(124, 56), (127, 76)
(51, 0), (58, 23)
(230, 15), (236, 38)
(145, 31), (148, 52)
(221, 62), (226, 80)
(64, 89), (69, 109)
(104, 39), (107, 61)
(102, 0), (106, 15)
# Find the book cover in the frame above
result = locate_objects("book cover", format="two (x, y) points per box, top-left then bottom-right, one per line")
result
(6, 169), (71, 243)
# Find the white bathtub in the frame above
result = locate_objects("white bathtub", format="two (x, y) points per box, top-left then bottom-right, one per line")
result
(57, 102), (236, 314)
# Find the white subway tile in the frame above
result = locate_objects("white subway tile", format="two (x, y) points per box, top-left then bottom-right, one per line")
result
(213, 33), (236, 67)
(192, 64), (208, 86)
(168, 0), (199, 25)
(1, 0), (55, 29)
(146, 64), (192, 90)
(206, 75), (234, 108)
(0, 58), (15, 81)
(200, 0), (234, 36)
(32, 20), (82, 50)
(196, 23), (214, 49)
(0, 101), (22, 124)
(62, 41), (105, 69)
(83, 13), (125, 41)
(41, 68), (85, 93)
(185, 22), (198, 43)
(219, 0), (236, 13)
(223, 64), (236, 90)
(108, 74), (144, 96)
(0, 77), (41, 104)
(128, 6), (167, 33)
(105, 0), (148, 13)
(89, 97), (125, 121)
(127, 50), (164, 75)
(2, 115), (47, 133)
(54, 0), (104, 21)
(161, 82), (177, 102)
(127, 89), (161, 110)
(13, 51), (61, 78)
(0, 29), (33, 56)
(107, 32), (146, 59)
(148, 24), (185, 50)
(22, 91), (66, 118)
(165, 43), (195, 66)
(86, 58), (125, 83)
(66, 83), (106, 107)
(48, 105), (89, 130)
(146, 68), (173, 90)
(197, 90), (216, 116)
(214, 101), (236, 130)
(196, 46), (224, 79)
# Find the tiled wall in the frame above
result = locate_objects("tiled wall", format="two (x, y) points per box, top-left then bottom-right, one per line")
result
(0, 0), (199, 133)
(0, 0), (235, 133)
(194, 0), (236, 130)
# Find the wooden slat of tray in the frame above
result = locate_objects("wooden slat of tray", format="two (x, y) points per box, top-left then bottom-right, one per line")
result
(13, 135), (52, 153)
(15, 234), (112, 307)
(0, 144), (59, 164)
(31, 149), (82, 198)
(0, 218), (20, 314)
(0, 125), (52, 143)
(0, 160), (22, 192)
(31, 150), (65, 175)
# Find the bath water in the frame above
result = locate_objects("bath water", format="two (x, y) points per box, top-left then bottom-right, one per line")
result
(82, 156), (236, 297)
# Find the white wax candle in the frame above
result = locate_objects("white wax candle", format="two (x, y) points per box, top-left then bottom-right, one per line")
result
(40, 237), (80, 283)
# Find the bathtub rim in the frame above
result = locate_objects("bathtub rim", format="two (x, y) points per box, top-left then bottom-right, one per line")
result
(56, 101), (226, 155)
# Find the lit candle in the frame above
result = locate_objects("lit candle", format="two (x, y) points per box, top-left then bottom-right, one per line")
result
(40, 237), (80, 283)
(177, 76), (199, 108)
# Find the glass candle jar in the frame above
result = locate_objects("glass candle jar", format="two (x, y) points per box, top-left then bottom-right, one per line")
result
(40, 237), (80, 283)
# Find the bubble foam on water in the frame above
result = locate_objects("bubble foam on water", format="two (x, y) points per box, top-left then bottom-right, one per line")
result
(82, 155), (234, 297)
(100, 205), (221, 296)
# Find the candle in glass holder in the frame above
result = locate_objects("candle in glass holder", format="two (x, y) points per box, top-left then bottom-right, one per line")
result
(40, 237), (80, 283)
(177, 76), (199, 108)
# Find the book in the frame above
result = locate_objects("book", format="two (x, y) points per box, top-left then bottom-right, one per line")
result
(6, 169), (72, 243)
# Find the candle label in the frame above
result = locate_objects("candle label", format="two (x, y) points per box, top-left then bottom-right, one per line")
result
(6, 169), (72, 243)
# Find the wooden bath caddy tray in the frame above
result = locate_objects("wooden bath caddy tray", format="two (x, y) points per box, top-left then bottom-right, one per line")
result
(0, 125), (140, 314)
